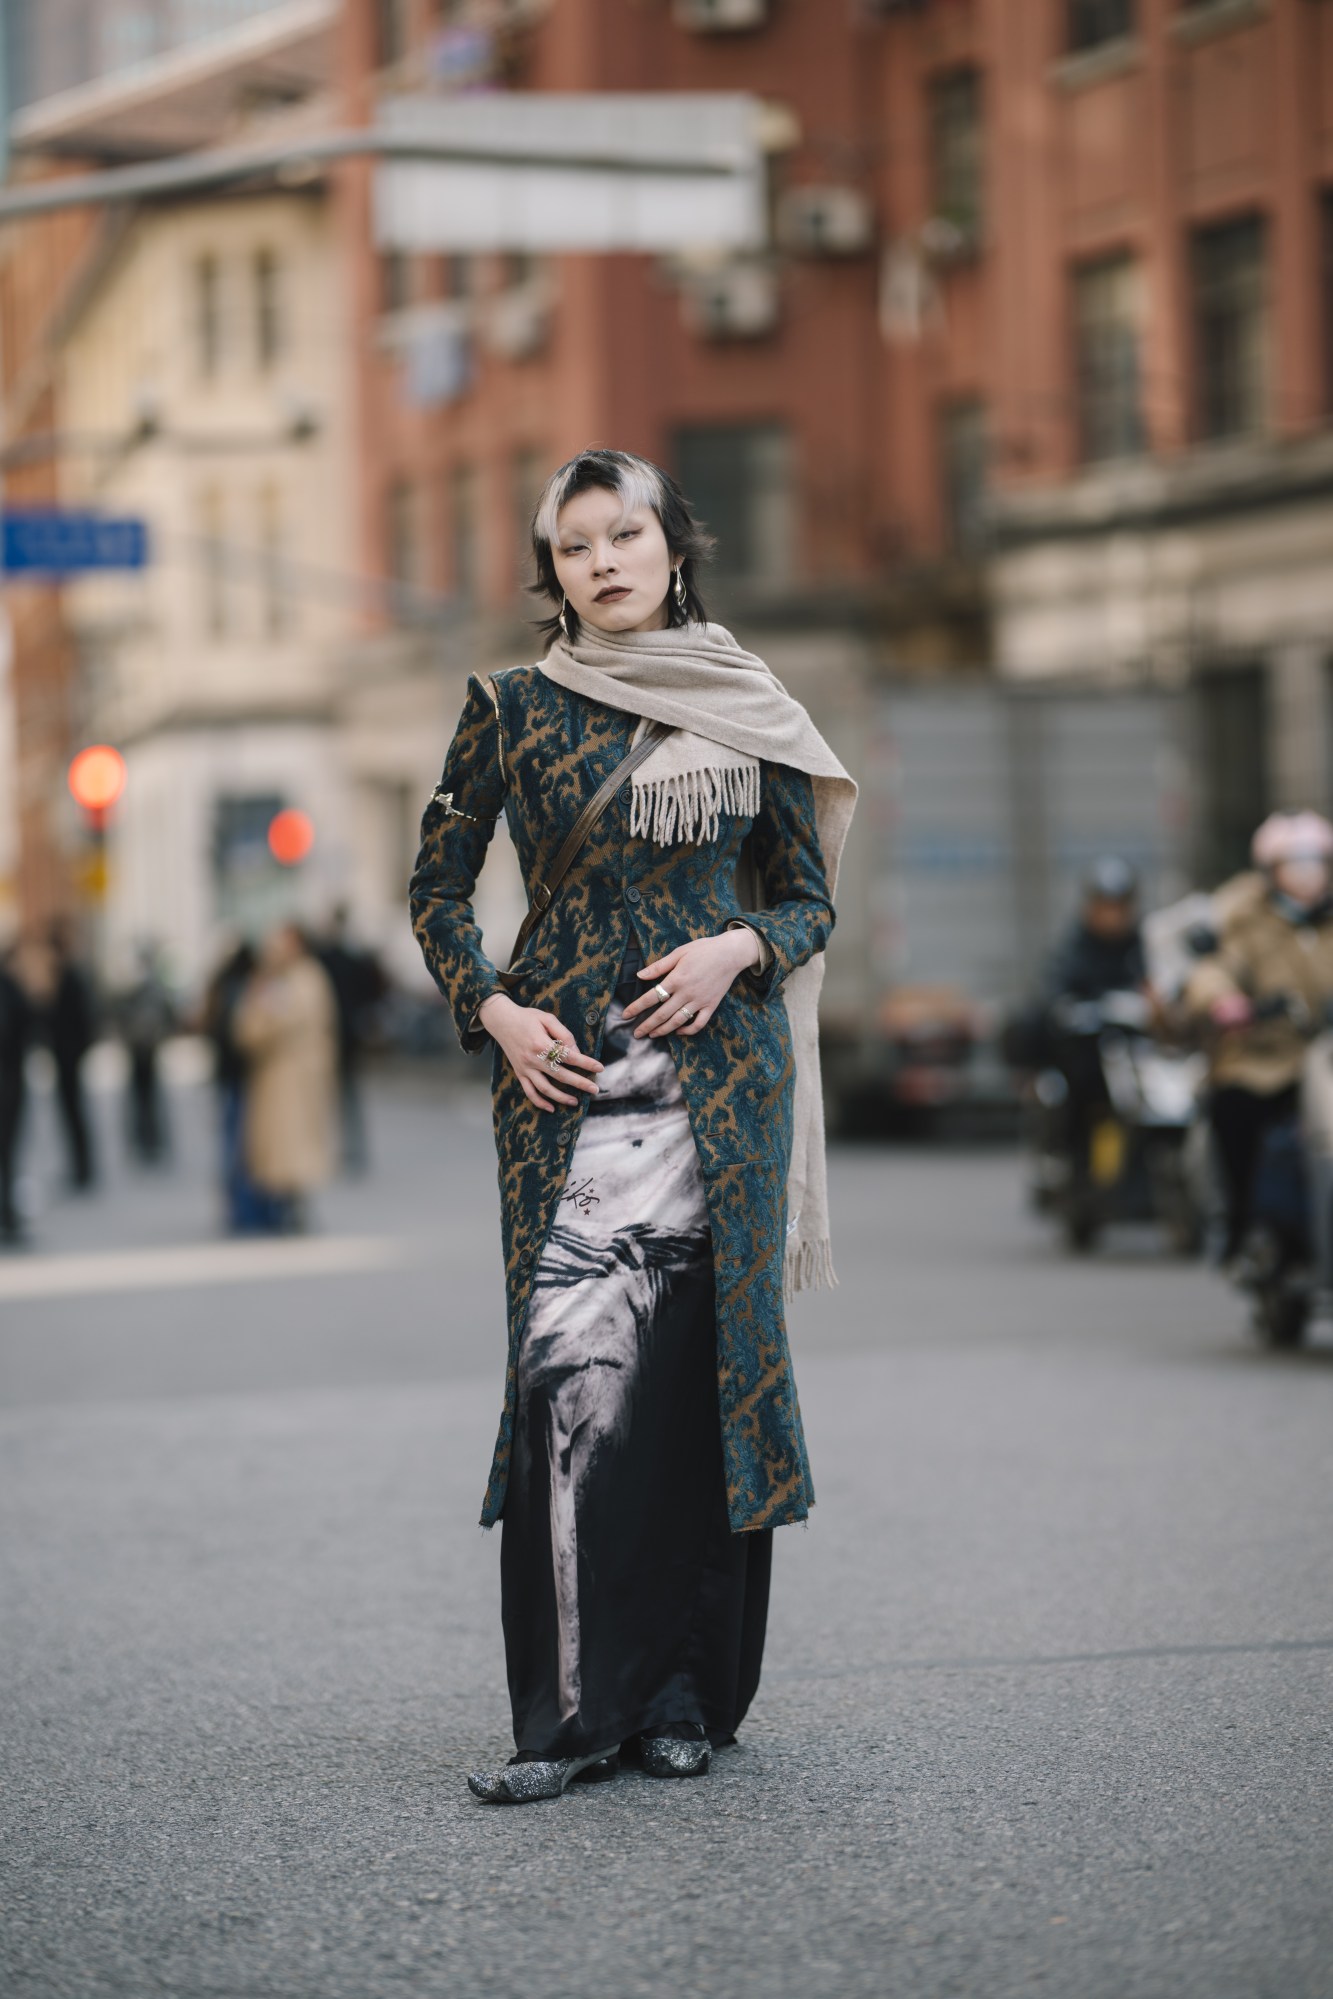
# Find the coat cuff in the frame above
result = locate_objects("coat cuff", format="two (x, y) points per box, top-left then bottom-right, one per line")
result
(727, 918), (782, 999)
(459, 973), (507, 1054)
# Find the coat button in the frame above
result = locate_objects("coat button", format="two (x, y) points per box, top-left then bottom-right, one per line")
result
(584, 1006), (600, 1026)
(619, 783), (632, 803)
(516, 1247), (533, 1271)
(626, 885), (642, 905)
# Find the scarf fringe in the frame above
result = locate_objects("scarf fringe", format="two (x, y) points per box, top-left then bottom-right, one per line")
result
(784, 1234), (837, 1301)
(630, 762), (761, 848)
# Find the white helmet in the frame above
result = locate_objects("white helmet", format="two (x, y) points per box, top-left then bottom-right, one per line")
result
(1251, 811), (1333, 870)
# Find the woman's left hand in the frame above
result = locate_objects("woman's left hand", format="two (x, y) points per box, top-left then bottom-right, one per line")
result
(624, 929), (762, 1039)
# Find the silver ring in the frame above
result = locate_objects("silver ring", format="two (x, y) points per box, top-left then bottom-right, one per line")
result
(654, 982), (672, 1003)
(679, 1006), (696, 1022)
(543, 1044), (566, 1070)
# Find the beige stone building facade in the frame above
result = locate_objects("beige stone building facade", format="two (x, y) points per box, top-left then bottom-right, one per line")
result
(54, 183), (364, 986)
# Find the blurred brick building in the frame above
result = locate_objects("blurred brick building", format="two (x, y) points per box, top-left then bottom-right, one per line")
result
(349, 0), (1333, 893)
(3, 0), (1333, 983)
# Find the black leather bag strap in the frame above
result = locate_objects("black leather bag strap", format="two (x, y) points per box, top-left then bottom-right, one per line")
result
(498, 720), (673, 987)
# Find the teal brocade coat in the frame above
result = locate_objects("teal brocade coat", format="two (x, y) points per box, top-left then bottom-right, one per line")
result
(409, 666), (834, 1533)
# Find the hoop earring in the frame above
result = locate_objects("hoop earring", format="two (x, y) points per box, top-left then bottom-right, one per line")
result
(559, 594), (575, 643)
(672, 567), (687, 614)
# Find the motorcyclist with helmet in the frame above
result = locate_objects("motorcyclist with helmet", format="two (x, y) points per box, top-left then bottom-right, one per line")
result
(1041, 858), (1147, 1134)
(998, 860), (1149, 1217)
(1044, 857), (1146, 1010)
(1183, 811), (1333, 1261)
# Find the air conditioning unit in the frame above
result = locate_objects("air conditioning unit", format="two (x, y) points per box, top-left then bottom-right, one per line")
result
(674, 0), (769, 32)
(680, 260), (779, 341)
(484, 282), (551, 362)
(777, 185), (875, 257)
(920, 213), (978, 263)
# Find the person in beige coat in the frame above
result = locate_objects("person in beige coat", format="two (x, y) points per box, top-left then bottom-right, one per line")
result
(1183, 813), (1333, 1257)
(233, 924), (337, 1230)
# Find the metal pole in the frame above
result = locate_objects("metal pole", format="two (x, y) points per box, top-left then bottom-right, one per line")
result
(0, 126), (751, 223)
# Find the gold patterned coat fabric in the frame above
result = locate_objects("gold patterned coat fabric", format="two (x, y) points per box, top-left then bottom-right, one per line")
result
(409, 667), (835, 1533)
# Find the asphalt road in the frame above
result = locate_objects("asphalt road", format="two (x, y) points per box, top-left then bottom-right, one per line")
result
(2, 1058), (1332, 1999)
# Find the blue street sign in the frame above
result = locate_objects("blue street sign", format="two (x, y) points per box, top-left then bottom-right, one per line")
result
(1, 511), (149, 576)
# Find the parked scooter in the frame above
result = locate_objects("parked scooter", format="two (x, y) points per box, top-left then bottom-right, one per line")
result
(1024, 989), (1207, 1254)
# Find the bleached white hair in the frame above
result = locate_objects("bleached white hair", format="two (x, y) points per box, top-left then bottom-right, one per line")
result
(533, 449), (668, 551)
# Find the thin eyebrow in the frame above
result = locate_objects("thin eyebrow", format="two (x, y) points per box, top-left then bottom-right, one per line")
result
(555, 511), (642, 548)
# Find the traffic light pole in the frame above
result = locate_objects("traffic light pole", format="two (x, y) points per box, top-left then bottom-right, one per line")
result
(0, 123), (751, 224)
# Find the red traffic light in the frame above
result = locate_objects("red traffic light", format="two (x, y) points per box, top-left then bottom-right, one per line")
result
(68, 744), (126, 814)
(267, 807), (314, 866)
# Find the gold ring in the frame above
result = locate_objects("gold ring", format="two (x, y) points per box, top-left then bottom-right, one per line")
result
(543, 1044), (566, 1070)
(654, 983), (672, 1003)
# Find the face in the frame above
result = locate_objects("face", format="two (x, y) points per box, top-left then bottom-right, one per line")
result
(1274, 857), (1331, 907)
(550, 486), (676, 636)
(1085, 894), (1136, 941)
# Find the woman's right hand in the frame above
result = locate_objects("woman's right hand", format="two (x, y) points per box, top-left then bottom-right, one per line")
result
(476, 994), (603, 1113)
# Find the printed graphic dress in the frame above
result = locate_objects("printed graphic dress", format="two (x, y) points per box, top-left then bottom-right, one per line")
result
(500, 945), (773, 1759)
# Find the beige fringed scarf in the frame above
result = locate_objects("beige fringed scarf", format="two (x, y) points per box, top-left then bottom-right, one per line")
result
(540, 621), (857, 1299)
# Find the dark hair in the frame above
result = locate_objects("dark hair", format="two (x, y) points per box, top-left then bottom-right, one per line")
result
(527, 447), (714, 649)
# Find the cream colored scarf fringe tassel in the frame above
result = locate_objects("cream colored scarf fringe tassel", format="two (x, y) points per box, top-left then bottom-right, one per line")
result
(786, 1232), (836, 1302)
(629, 762), (762, 849)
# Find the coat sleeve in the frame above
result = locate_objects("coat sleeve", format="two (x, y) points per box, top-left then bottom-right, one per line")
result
(737, 762), (835, 1000)
(409, 675), (509, 1053)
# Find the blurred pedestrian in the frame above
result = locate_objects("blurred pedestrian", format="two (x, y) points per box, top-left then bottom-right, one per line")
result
(0, 941), (34, 1246)
(116, 941), (176, 1164)
(1184, 812), (1333, 1259)
(233, 924), (337, 1234)
(201, 939), (266, 1233)
(410, 448), (854, 1805)
(45, 918), (98, 1191)
(314, 905), (387, 1174)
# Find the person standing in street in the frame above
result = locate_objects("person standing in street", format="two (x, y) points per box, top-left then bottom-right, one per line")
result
(0, 941), (34, 1246)
(314, 905), (387, 1175)
(45, 918), (98, 1192)
(201, 939), (266, 1233)
(116, 941), (176, 1165)
(233, 923), (337, 1234)
(411, 447), (855, 1805)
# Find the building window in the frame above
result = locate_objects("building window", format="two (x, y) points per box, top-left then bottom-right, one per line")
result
(674, 424), (795, 588)
(386, 478), (422, 593)
(1192, 215), (1267, 441)
(1074, 254), (1144, 463)
(1195, 663), (1268, 884)
(213, 793), (285, 927)
(929, 69), (983, 244)
(380, 251), (412, 316)
(254, 248), (282, 370)
(450, 464), (479, 604)
(198, 486), (228, 638)
(511, 446), (546, 582)
(385, 779), (416, 900)
(940, 401), (987, 555)
(1067, 0), (1134, 52)
(194, 253), (221, 377)
(376, 0), (410, 67)
(258, 485), (290, 639)
(503, 252), (537, 292)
